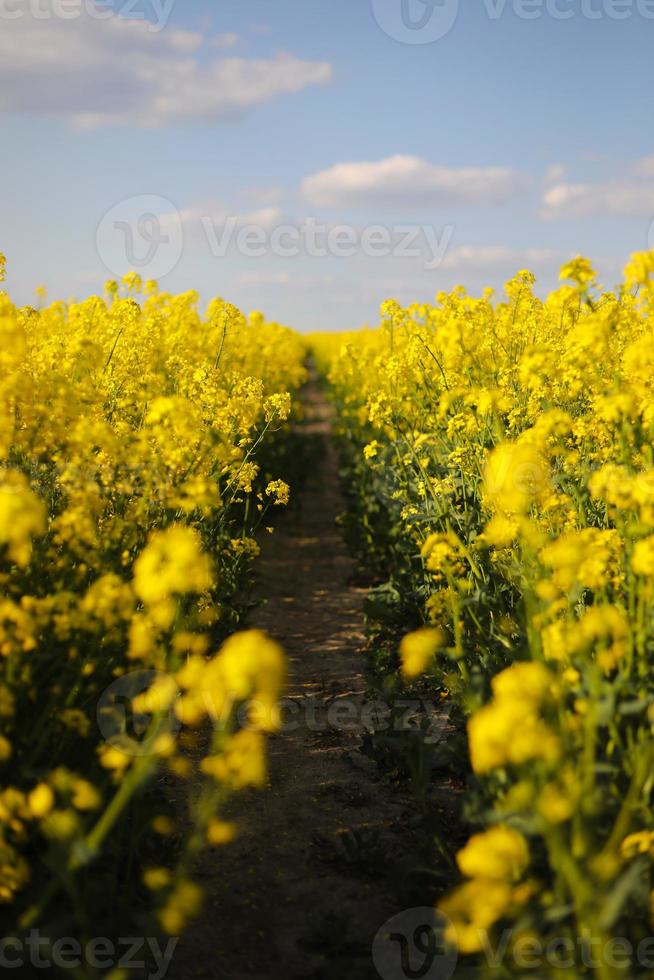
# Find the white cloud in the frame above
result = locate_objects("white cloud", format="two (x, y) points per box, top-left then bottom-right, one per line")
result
(164, 203), (284, 257)
(545, 164), (567, 183)
(634, 157), (654, 177)
(540, 159), (654, 219)
(540, 179), (654, 220)
(210, 32), (240, 50)
(440, 245), (558, 270)
(301, 155), (522, 208)
(242, 186), (287, 206)
(196, 206), (284, 229)
(0, 11), (332, 127)
(238, 271), (293, 286)
(238, 272), (340, 292)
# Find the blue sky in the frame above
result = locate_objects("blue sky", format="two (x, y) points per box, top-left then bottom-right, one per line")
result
(1, 0), (653, 330)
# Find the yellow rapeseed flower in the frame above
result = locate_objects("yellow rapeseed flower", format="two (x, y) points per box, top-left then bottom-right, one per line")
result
(400, 628), (444, 678)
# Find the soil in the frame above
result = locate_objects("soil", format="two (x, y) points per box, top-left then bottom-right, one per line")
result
(167, 382), (444, 980)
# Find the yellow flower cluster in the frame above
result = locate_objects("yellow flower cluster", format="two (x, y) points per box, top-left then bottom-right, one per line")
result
(0, 264), (305, 937)
(440, 826), (531, 954)
(400, 627), (445, 678)
(313, 252), (654, 970)
(467, 662), (559, 773)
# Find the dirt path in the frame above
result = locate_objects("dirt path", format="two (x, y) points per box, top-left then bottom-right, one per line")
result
(169, 382), (423, 980)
